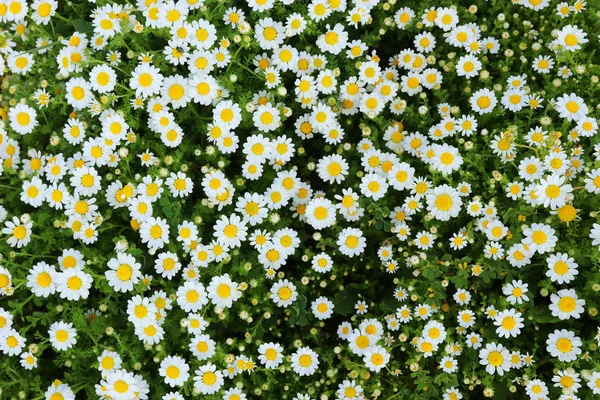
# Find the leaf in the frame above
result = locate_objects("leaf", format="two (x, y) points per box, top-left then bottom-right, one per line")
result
(289, 295), (308, 326)
(383, 221), (392, 232)
(72, 19), (93, 34)
(253, 325), (265, 340)
(529, 307), (560, 324)
(159, 196), (174, 218)
(494, 381), (510, 398)
(333, 283), (363, 316)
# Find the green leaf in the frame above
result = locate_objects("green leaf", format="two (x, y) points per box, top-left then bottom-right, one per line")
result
(289, 295), (308, 326)
(72, 19), (93, 34)
(529, 307), (560, 324)
(333, 283), (363, 316)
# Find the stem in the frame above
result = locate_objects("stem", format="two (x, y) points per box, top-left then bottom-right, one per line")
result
(53, 13), (71, 23)
(13, 294), (35, 315)
(226, 45), (246, 74)
(13, 253), (55, 258)
(116, 82), (133, 93)
(41, 110), (51, 127)
(233, 60), (261, 79)
(19, 40), (62, 54)
(85, 58), (129, 75)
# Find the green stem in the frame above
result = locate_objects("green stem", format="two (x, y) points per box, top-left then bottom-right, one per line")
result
(116, 82), (133, 93)
(233, 60), (261, 79)
(226, 45), (246, 74)
(13, 253), (55, 258)
(53, 13), (70, 23)
(85, 58), (128, 75)
(18, 40), (62, 54)
(13, 294), (35, 315)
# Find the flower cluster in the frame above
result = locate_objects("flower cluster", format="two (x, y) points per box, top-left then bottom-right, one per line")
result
(0, 0), (600, 399)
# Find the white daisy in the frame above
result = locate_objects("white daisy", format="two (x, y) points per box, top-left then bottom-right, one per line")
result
(48, 321), (77, 351)
(291, 347), (319, 376)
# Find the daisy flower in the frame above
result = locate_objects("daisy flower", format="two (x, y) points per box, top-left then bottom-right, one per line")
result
(503, 279), (529, 305)
(270, 279), (298, 307)
(189, 334), (216, 361)
(479, 342), (511, 376)
(415, 231), (435, 250)
(546, 329), (581, 362)
(549, 289), (585, 320)
(44, 382), (75, 400)
(159, 355), (190, 388)
(140, 217), (170, 250)
(98, 350), (122, 373)
(235, 192), (268, 226)
(317, 154), (349, 184)
(291, 347), (319, 376)
(130, 63), (164, 98)
(522, 223), (557, 254)
(105, 370), (140, 400)
(258, 342), (284, 369)
(337, 227), (366, 257)
(8, 103), (38, 135)
(26, 261), (57, 298)
(176, 281), (208, 313)
(305, 197), (337, 230)
(455, 54), (481, 78)
(359, 173), (388, 200)
(65, 77), (94, 110)
(166, 171), (193, 198)
(415, 337), (438, 357)
(89, 64), (117, 94)
(127, 295), (158, 327)
(311, 296), (334, 320)
(20, 176), (47, 208)
(7, 52), (34, 75)
(425, 184), (462, 221)
(535, 174), (573, 210)
(105, 252), (142, 293)
(432, 144), (464, 175)
(70, 165), (102, 197)
(213, 100), (242, 130)
(494, 309), (524, 338)
(470, 88), (497, 115)
(20, 352), (37, 370)
(161, 74), (191, 108)
(0, 322), (24, 354)
(532, 55), (554, 73)
(554, 24), (588, 51)
(316, 23), (348, 55)
(48, 321), (77, 351)
(253, 103), (281, 132)
(31, 0), (57, 25)
(206, 274), (242, 309)
(213, 213), (247, 248)
(254, 18), (285, 50)
(56, 268), (93, 301)
(337, 380), (363, 400)
(501, 88), (528, 112)
(193, 363), (223, 395)
(363, 345), (390, 372)
(554, 93), (588, 122)
(545, 252), (578, 284)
